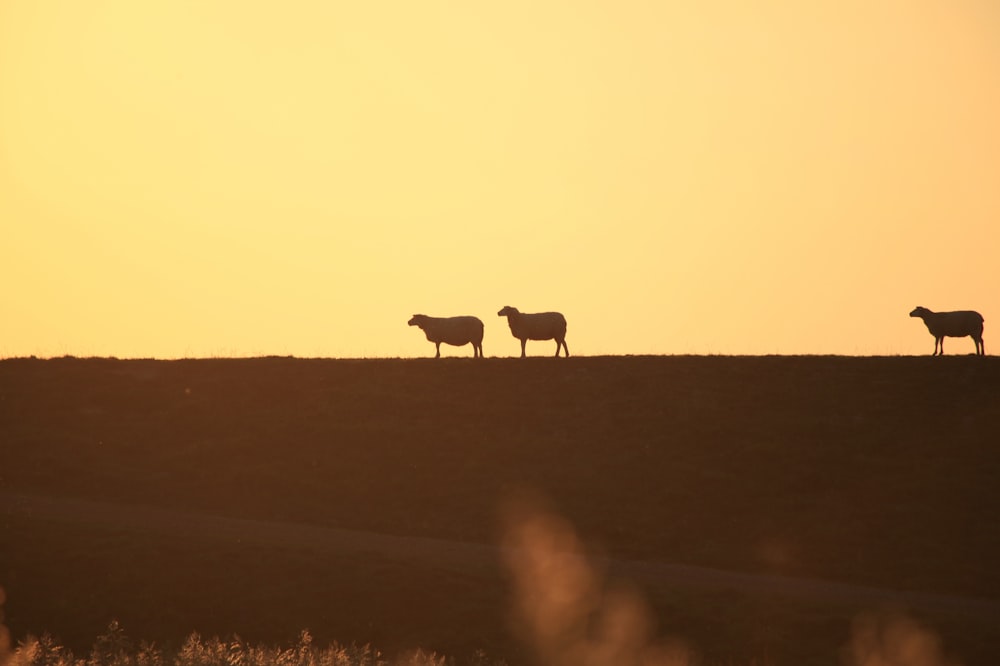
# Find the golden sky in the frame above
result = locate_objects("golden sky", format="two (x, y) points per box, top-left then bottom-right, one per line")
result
(2, 1), (998, 358)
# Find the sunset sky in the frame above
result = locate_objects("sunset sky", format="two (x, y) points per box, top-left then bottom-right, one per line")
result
(2, 1), (998, 358)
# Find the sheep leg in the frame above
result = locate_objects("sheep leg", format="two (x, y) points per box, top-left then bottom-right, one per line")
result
(561, 338), (569, 357)
(520, 338), (527, 358)
(936, 337), (943, 356)
(435, 342), (441, 358)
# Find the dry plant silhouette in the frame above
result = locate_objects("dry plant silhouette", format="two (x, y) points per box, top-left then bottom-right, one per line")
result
(499, 495), (692, 666)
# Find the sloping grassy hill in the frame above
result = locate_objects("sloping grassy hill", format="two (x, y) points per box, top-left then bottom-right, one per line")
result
(2, 356), (998, 664)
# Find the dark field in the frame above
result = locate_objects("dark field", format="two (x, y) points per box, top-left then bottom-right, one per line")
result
(1, 355), (999, 665)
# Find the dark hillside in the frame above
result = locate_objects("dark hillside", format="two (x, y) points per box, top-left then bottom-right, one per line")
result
(2, 355), (999, 663)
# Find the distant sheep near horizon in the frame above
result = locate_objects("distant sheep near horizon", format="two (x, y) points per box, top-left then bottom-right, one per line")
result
(497, 306), (569, 358)
(909, 306), (985, 356)
(408, 314), (484, 358)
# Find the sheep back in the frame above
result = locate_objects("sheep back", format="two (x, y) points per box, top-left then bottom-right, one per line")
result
(910, 307), (984, 337)
(498, 306), (567, 341)
(408, 315), (484, 346)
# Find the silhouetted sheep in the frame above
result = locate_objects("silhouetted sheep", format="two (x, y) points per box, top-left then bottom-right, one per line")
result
(408, 314), (484, 358)
(497, 306), (569, 358)
(909, 306), (985, 356)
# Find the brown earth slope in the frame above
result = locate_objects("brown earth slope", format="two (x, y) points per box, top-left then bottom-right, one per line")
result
(1, 356), (999, 664)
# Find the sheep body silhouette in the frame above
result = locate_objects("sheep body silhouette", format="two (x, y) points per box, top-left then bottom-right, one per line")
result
(408, 314), (484, 358)
(909, 306), (985, 355)
(497, 306), (569, 358)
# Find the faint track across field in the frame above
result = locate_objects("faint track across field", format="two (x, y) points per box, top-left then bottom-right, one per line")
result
(3, 491), (998, 623)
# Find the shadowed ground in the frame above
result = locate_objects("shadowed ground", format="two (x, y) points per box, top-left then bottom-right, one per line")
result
(1, 356), (998, 664)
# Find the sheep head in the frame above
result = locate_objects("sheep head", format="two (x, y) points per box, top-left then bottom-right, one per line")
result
(498, 306), (519, 317)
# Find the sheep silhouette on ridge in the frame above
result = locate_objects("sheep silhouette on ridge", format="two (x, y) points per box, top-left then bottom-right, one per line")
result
(909, 306), (985, 356)
(497, 306), (569, 358)
(408, 314), (484, 358)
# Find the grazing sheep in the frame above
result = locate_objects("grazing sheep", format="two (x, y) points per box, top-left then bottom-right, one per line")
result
(408, 314), (484, 358)
(909, 306), (985, 356)
(497, 306), (569, 358)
